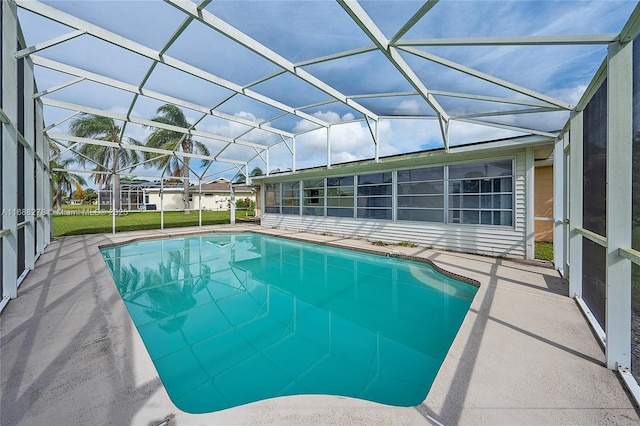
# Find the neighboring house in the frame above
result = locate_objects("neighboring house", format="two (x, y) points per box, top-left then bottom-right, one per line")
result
(69, 199), (83, 205)
(96, 178), (255, 211)
(146, 178), (255, 211)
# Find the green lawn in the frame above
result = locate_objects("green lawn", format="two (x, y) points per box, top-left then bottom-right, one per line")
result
(535, 241), (554, 261)
(53, 210), (230, 237)
(56, 203), (98, 211)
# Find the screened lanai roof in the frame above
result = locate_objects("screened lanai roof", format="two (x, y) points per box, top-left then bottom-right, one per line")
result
(15, 0), (640, 181)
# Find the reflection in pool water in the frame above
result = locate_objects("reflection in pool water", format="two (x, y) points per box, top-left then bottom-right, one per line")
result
(101, 233), (477, 414)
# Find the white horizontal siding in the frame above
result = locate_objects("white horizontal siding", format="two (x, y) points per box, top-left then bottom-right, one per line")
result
(261, 215), (526, 258)
(260, 149), (530, 259)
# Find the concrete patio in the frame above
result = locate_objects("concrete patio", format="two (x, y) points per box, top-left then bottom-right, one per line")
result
(1, 224), (638, 425)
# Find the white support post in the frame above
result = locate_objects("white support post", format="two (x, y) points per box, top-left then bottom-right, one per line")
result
(160, 178), (164, 230)
(35, 100), (46, 254)
(43, 133), (51, 244)
(24, 60), (36, 270)
(569, 112), (584, 298)
(111, 187), (116, 234)
(553, 136), (565, 276)
(291, 136), (296, 173)
(230, 184), (236, 225)
(605, 40), (633, 370)
(525, 147), (535, 260)
(198, 179), (202, 228)
(2, 0), (19, 299)
(326, 127), (331, 169)
(266, 147), (270, 176)
(374, 119), (379, 163)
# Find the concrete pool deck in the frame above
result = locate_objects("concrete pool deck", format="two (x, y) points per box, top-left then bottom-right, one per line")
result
(1, 224), (639, 425)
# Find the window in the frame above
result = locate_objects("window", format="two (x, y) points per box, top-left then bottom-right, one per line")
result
(303, 178), (324, 216)
(327, 176), (354, 218)
(281, 181), (300, 215)
(357, 172), (392, 220)
(397, 166), (444, 223)
(448, 160), (513, 226)
(264, 160), (514, 226)
(264, 183), (280, 213)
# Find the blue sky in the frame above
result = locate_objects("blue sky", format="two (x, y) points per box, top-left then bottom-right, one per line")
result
(16, 0), (639, 184)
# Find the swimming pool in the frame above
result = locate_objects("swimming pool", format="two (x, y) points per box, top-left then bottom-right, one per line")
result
(100, 232), (477, 414)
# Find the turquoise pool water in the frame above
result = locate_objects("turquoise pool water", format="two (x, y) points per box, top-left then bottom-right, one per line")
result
(100, 233), (477, 414)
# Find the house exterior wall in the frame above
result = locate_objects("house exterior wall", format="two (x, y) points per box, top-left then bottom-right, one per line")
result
(534, 165), (554, 242)
(147, 191), (183, 210)
(260, 145), (535, 259)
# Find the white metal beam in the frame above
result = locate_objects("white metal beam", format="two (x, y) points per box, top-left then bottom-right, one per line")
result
(18, 0), (329, 129)
(32, 76), (84, 99)
(2, 0), (19, 301)
(15, 29), (86, 58)
(24, 59), (36, 271)
(525, 147), (535, 259)
(396, 34), (618, 47)
(164, 0), (379, 122)
(338, 0), (450, 125)
(49, 133), (247, 166)
(294, 46), (377, 68)
(41, 97), (272, 151)
(349, 89), (561, 109)
(619, 1), (640, 43)
(553, 136), (565, 276)
(398, 45), (573, 110)
(568, 112), (583, 298)
(454, 107), (559, 120)
(43, 111), (80, 132)
(390, 0), (439, 45)
(454, 117), (559, 138)
(605, 40), (632, 371)
(31, 55), (295, 139)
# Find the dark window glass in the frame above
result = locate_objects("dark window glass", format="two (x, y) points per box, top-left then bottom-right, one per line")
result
(327, 187), (354, 197)
(397, 181), (444, 195)
(302, 207), (323, 216)
(357, 208), (392, 220)
(462, 180), (480, 193)
(397, 195), (444, 209)
(397, 167), (443, 182)
(358, 172), (392, 185)
(397, 209), (444, 223)
(327, 197), (354, 208)
(449, 160), (512, 179)
(281, 206), (299, 215)
(327, 176), (354, 186)
(358, 196), (392, 208)
(327, 208), (353, 218)
(357, 185), (392, 196)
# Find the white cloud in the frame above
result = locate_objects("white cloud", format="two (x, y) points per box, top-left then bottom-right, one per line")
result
(393, 100), (422, 116)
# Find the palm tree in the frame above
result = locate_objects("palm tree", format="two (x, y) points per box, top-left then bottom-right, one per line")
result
(144, 104), (210, 214)
(50, 157), (86, 209)
(234, 166), (263, 184)
(68, 114), (141, 211)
